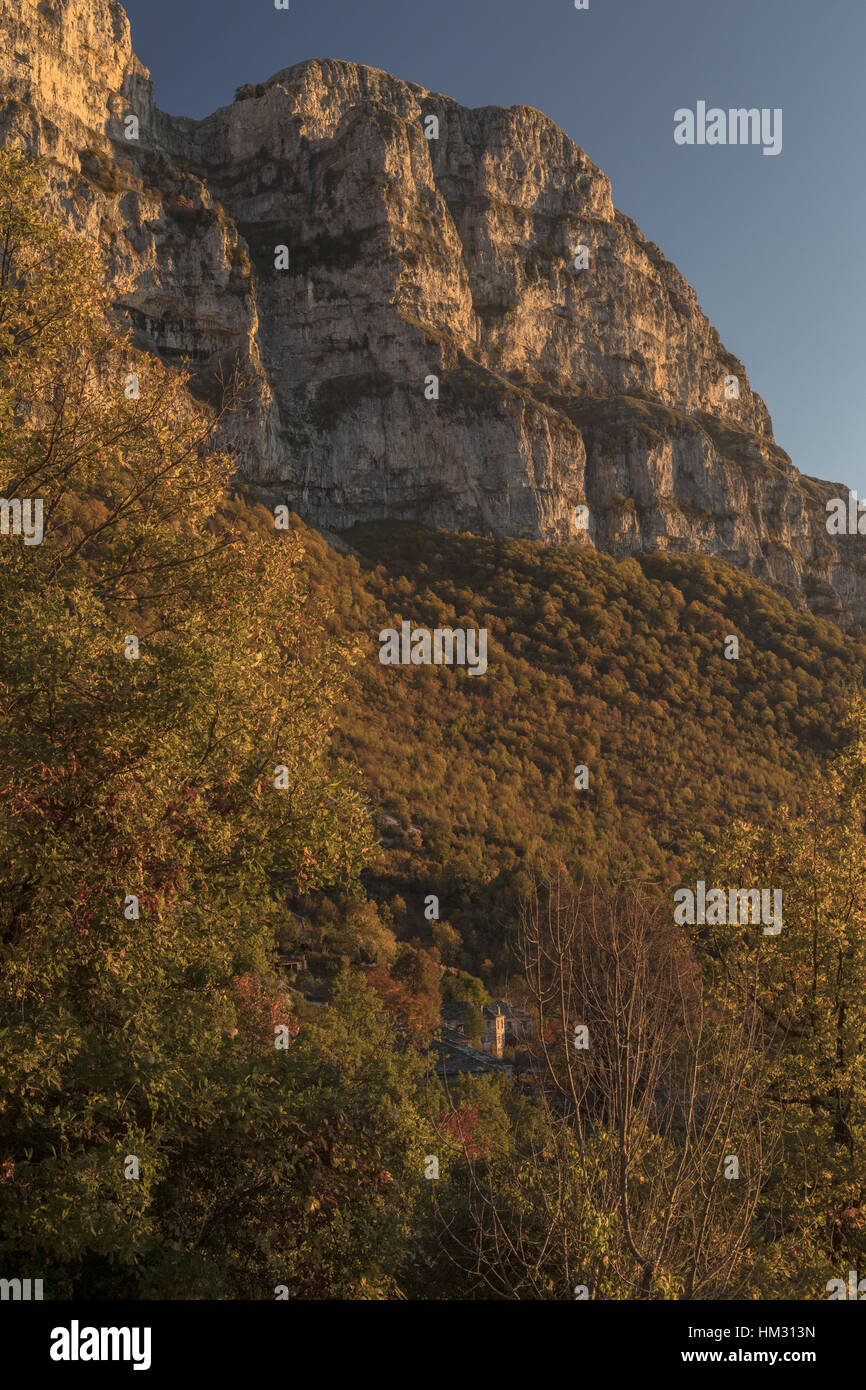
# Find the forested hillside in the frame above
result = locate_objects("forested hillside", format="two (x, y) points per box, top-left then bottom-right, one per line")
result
(264, 514), (866, 976)
(2, 148), (864, 1303)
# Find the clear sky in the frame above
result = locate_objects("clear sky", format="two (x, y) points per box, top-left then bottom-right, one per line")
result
(122, 0), (865, 493)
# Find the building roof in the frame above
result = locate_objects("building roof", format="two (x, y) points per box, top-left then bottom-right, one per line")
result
(442, 1000), (504, 1023)
(429, 1039), (502, 1079)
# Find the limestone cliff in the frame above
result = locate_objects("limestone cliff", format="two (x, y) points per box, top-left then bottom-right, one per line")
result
(1, 0), (862, 625)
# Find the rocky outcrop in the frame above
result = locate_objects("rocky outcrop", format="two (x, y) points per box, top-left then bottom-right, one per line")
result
(1, 0), (863, 625)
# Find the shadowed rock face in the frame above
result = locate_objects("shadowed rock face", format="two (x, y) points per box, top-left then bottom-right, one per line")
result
(2, 0), (863, 625)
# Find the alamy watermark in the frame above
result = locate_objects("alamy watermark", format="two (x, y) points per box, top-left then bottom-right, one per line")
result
(826, 1270), (866, 1299)
(0, 1277), (43, 1300)
(379, 622), (488, 676)
(674, 880), (782, 935)
(826, 491), (866, 535)
(50, 1321), (152, 1371)
(674, 103), (782, 157)
(0, 497), (43, 545)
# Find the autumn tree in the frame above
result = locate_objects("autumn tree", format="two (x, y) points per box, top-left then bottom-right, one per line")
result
(436, 874), (778, 1299)
(696, 700), (866, 1295)
(0, 148), (393, 1296)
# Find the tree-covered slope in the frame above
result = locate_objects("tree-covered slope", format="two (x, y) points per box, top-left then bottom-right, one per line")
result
(252, 515), (866, 975)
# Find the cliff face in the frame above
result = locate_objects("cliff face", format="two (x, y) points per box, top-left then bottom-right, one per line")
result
(1, 0), (862, 625)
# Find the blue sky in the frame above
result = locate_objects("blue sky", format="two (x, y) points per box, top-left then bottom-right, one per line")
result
(123, 0), (865, 492)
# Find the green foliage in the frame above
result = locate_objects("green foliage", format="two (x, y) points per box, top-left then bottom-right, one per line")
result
(693, 703), (866, 1293)
(0, 149), (394, 1297)
(291, 518), (866, 978)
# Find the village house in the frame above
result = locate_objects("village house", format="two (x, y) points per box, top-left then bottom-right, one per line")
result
(430, 1026), (512, 1082)
(488, 1000), (533, 1047)
(439, 1000), (506, 1059)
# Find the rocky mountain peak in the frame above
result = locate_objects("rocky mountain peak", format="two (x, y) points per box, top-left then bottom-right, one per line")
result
(1, 0), (862, 626)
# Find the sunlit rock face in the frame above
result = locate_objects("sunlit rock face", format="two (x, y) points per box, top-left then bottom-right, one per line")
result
(1, 0), (862, 625)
